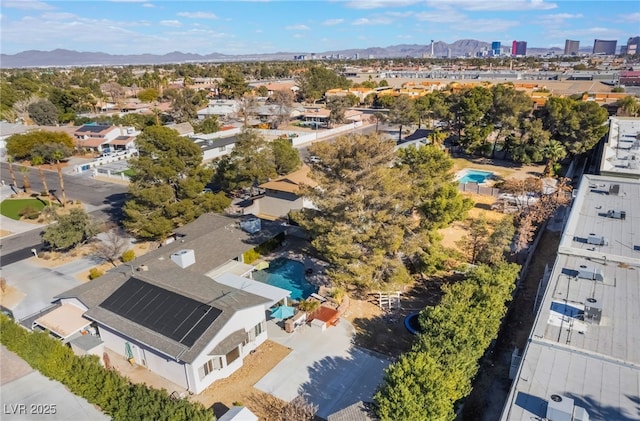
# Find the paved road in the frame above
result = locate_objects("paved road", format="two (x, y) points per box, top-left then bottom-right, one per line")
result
(0, 164), (128, 265)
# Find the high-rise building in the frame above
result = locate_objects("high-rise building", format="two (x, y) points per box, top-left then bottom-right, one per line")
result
(564, 39), (580, 55)
(624, 36), (640, 55)
(593, 39), (617, 55)
(512, 40), (527, 56)
(491, 41), (501, 56)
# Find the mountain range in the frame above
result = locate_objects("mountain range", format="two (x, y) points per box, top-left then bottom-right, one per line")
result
(0, 40), (565, 68)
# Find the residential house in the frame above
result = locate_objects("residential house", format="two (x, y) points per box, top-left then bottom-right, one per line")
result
(73, 124), (138, 153)
(197, 100), (239, 120)
(53, 213), (290, 395)
(243, 166), (318, 219)
(166, 122), (195, 137)
(301, 107), (331, 128)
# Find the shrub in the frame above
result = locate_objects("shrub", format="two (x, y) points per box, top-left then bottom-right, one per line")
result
(0, 315), (213, 421)
(330, 287), (346, 305)
(19, 206), (39, 220)
(121, 249), (135, 263)
(298, 299), (320, 313)
(88, 268), (104, 280)
(243, 248), (260, 264)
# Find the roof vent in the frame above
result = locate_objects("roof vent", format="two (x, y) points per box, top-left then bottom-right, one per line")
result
(584, 297), (602, 324)
(171, 249), (196, 268)
(550, 394), (563, 402)
(137, 264), (149, 272)
(547, 394), (574, 421)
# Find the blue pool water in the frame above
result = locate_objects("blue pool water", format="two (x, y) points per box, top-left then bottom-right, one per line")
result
(458, 169), (493, 184)
(253, 258), (317, 301)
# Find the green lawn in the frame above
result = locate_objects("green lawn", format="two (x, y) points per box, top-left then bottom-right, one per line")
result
(0, 198), (51, 220)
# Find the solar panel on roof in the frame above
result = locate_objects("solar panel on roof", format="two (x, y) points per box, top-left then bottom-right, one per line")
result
(99, 278), (222, 347)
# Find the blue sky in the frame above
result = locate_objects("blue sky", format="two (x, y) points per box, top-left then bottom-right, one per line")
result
(1, 0), (638, 55)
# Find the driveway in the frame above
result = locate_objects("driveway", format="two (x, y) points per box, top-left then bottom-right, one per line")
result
(255, 319), (390, 419)
(0, 346), (109, 421)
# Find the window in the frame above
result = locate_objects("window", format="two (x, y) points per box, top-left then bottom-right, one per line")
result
(254, 321), (264, 337)
(200, 357), (223, 379)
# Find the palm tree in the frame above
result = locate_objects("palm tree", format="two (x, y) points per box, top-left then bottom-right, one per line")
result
(6, 155), (18, 188)
(543, 140), (567, 177)
(52, 150), (67, 207)
(31, 155), (52, 204)
(18, 166), (32, 195)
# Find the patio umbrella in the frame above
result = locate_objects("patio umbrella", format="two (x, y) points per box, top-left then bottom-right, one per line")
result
(270, 305), (295, 320)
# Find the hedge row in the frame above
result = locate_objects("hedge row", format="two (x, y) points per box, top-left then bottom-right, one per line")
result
(374, 262), (521, 421)
(0, 315), (214, 421)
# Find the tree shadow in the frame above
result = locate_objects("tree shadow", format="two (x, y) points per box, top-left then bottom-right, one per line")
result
(297, 348), (388, 420)
(565, 393), (639, 421)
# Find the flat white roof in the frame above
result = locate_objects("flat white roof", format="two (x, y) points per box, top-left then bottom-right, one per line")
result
(501, 174), (640, 420)
(212, 272), (290, 308)
(599, 117), (640, 178)
(206, 260), (255, 279)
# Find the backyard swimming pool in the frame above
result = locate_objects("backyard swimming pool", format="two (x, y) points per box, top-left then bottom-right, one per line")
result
(253, 258), (317, 301)
(457, 169), (494, 184)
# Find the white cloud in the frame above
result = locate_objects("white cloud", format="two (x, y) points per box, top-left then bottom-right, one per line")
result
(414, 11), (466, 23)
(451, 18), (520, 33)
(342, 0), (420, 10)
(285, 24), (310, 30)
(143, 3), (155, 7)
(323, 18), (344, 26)
(293, 34), (305, 39)
(160, 20), (182, 27)
(425, 0), (557, 11)
(177, 11), (218, 19)
(540, 13), (583, 24)
(40, 12), (77, 20)
(2, 1), (54, 10)
(619, 12), (640, 22)
(548, 26), (623, 40)
(352, 16), (394, 25)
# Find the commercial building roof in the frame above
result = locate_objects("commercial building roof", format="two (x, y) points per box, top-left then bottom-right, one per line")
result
(599, 117), (640, 179)
(501, 172), (640, 420)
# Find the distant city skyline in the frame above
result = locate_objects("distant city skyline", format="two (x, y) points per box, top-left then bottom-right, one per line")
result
(1, 0), (638, 56)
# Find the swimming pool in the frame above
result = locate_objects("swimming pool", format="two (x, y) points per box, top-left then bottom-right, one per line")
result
(457, 169), (493, 184)
(253, 258), (317, 301)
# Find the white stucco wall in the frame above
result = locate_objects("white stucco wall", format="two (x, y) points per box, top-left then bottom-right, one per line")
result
(188, 305), (267, 394)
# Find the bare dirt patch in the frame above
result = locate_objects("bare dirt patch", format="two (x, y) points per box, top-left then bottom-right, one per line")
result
(0, 285), (26, 308)
(191, 340), (292, 419)
(0, 229), (12, 238)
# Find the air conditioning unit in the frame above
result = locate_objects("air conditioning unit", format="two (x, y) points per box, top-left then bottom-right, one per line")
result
(584, 297), (602, 324)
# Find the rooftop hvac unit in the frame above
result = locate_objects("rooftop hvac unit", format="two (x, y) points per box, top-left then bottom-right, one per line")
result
(171, 249), (196, 268)
(584, 297), (602, 324)
(240, 217), (261, 234)
(547, 394), (574, 421)
(606, 210), (626, 220)
(587, 234), (607, 246)
(577, 266), (604, 282)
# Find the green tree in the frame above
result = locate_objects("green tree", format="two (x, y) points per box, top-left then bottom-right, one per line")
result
(396, 145), (473, 230)
(28, 100), (59, 125)
(268, 89), (295, 129)
(387, 95), (416, 142)
(218, 69), (249, 99)
(6, 131), (75, 161)
(123, 126), (229, 240)
(42, 208), (100, 250)
(375, 263), (520, 421)
(295, 66), (351, 103)
(326, 97), (349, 128)
(487, 84), (533, 157)
(505, 118), (550, 164)
(616, 95), (639, 117)
(165, 88), (205, 123)
(256, 85), (269, 97)
(477, 216), (515, 265)
(542, 139), (567, 176)
(298, 134), (416, 291)
(137, 88), (160, 103)
(539, 96), (609, 155)
(193, 116), (220, 134)
(272, 138), (301, 175)
(216, 130), (277, 190)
